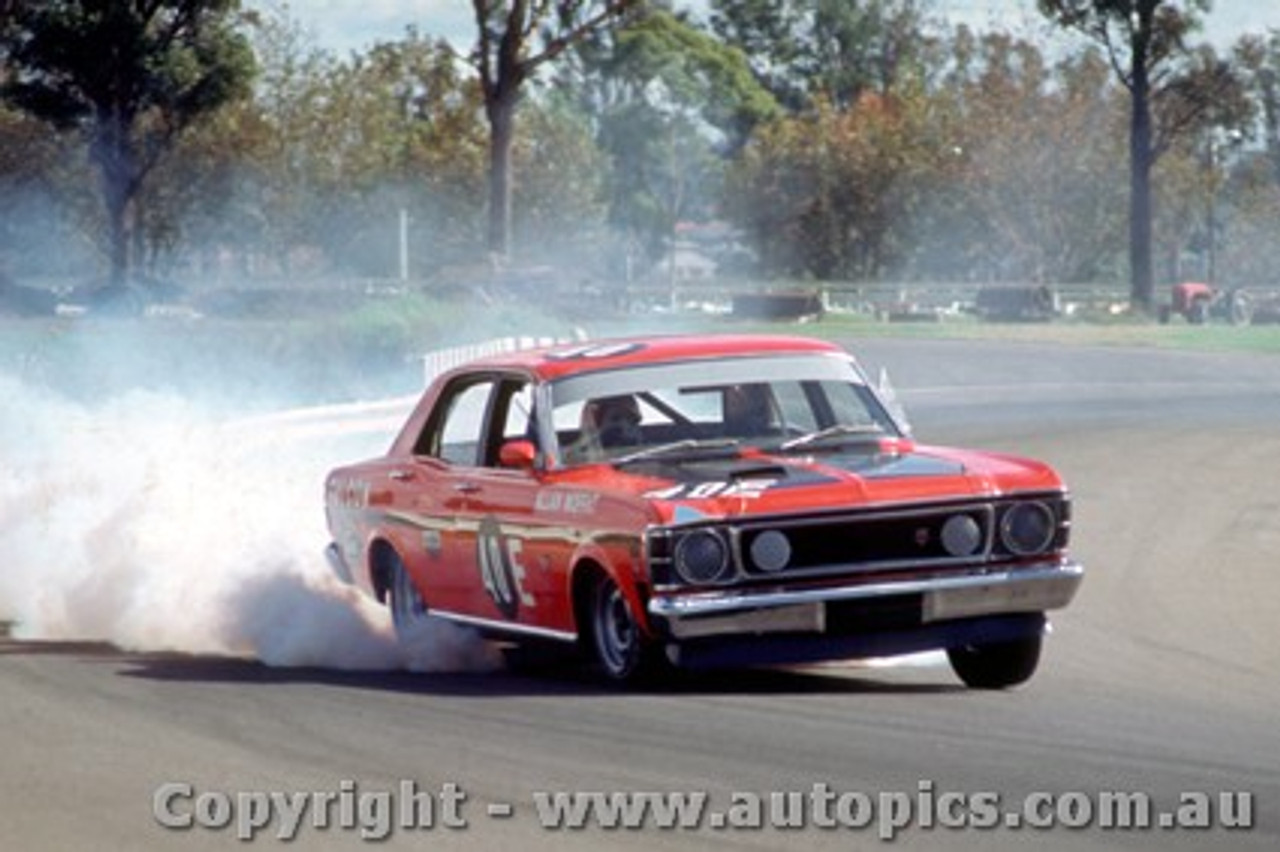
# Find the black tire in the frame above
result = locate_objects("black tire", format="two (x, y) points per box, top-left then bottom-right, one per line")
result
(388, 554), (430, 642)
(947, 634), (1042, 689)
(587, 575), (663, 683)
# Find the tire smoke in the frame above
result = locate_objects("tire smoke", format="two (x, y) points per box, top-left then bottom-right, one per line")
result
(0, 374), (498, 672)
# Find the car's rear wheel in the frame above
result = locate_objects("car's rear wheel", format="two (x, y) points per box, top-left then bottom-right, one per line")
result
(389, 554), (430, 641)
(947, 634), (1042, 689)
(588, 575), (661, 683)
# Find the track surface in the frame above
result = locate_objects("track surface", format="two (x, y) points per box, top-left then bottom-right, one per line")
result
(3, 339), (1279, 850)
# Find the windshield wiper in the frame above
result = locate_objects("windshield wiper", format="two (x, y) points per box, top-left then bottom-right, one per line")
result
(612, 438), (741, 465)
(779, 424), (885, 451)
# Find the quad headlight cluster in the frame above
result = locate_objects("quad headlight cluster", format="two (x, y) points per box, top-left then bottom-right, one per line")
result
(650, 495), (1069, 589)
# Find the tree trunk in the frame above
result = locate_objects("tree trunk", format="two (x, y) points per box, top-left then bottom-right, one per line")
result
(105, 185), (130, 287)
(94, 112), (137, 287)
(486, 96), (516, 263)
(1128, 11), (1155, 314)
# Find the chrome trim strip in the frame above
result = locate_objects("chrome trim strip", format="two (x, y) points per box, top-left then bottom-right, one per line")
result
(430, 610), (578, 643)
(648, 561), (1083, 621)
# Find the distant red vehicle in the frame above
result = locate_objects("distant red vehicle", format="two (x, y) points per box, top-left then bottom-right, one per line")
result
(1163, 281), (1253, 325)
(324, 335), (1082, 687)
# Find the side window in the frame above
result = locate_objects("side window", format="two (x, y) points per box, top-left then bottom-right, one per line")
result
(481, 379), (536, 467)
(499, 382), (535, 444)
(432, 380), (495, 466)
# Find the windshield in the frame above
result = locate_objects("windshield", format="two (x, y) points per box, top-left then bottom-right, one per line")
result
(547, 354), (901, 467)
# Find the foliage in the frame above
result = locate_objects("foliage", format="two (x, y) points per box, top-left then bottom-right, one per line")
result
(1037, 0), (1251, 310)
(710, 0), (932, 112)
(468, 0), (640, 259)
(562, 7), (778, 274)
(0, 0), (256, 285)
(725, 89), (941, 280)
(936, 34), (1130, 283)
(1, 2), (1279, 303)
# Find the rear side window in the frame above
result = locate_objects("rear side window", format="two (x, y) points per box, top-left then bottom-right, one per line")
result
(421, 379), (495, 465)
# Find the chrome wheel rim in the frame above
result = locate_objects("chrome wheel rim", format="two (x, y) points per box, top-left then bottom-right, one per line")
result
(593, 583), (637, 677)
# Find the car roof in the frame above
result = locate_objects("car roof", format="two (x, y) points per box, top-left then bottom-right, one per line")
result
(462, 333), (849, 381)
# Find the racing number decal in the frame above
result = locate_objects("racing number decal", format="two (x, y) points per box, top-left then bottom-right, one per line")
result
(544, 342), (644, 361)
(477, 516), (534, 619)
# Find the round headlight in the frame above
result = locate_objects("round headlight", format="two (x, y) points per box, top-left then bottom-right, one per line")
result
(674, 530), (731, 585)
(749, 530), (792, 573)
(1001, 501), (1056, 556)
(940, 514), (983, 557)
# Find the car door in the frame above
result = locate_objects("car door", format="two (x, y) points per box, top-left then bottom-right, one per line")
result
(396, 374), (498, 616)
(455, 376), (566, 631)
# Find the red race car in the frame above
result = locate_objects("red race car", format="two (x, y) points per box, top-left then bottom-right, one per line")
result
(324, 334), (1082, 687)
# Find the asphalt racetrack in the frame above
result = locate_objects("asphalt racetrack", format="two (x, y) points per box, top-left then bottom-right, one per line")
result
(2, 338), (1278, 850)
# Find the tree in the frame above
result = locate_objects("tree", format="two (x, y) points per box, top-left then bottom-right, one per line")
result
(1037, 0), (1246, 312)
(469, 0), (640, 262)
(0, 102), (95, 276)
(1235, 31), (1280, 184)
(710, 0), (929, 112)
(937, 34), (1129, 283)
(510, 94), (608, 261)
(564, 8), (778, 273)
(724, 90), (939, 280)
(0, 1), (255, 287)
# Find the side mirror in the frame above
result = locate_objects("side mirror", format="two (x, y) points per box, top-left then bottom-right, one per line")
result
(498, 439), (538, 470)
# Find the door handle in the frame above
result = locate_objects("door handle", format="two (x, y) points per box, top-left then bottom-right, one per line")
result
(389, 469), (414, 482)
(452, 481), (480, 494)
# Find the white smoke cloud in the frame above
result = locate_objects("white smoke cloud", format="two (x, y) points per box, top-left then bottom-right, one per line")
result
(0, 373), (498, 673)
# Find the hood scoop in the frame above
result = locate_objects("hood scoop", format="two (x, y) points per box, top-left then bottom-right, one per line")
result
(728, 463), (789, 481)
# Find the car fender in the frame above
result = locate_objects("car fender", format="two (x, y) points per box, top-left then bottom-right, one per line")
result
(567, 532), (654, 638)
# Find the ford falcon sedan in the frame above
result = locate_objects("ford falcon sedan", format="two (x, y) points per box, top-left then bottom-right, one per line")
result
(324, 334), (1082, 687)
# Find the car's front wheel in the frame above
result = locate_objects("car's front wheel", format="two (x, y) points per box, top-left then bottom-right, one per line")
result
(947, 634), (1042, 689)
(389, 554), (430, 642)
(588, 575), (662, 683)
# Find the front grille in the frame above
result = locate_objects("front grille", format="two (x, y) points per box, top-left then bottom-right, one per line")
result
(648, 494), (1070, 590)
(737, 505), (994, 577)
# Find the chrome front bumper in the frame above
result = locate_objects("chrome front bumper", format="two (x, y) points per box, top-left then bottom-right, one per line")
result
(647, 561), (1083, 641)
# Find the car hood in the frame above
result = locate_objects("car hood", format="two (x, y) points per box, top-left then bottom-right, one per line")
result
(553, 440), (1064, 524)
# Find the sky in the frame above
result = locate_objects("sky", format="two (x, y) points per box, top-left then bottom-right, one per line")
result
(264, 1), (1280, 56)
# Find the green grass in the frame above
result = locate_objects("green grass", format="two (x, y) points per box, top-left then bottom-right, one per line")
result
(665, 312), (1280, 355)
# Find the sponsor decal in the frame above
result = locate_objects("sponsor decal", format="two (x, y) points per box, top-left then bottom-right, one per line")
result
(534, 490), (601, 515)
